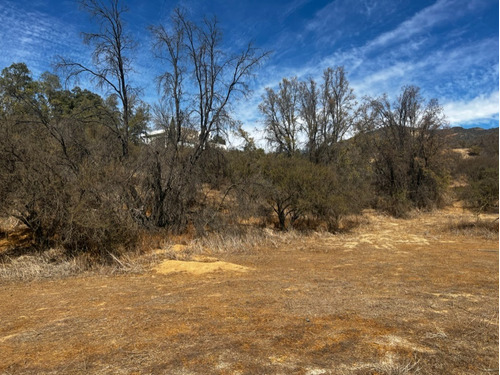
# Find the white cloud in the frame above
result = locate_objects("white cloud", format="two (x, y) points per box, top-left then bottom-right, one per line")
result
(366, 0), (484, 50)
(351, 37), (497, 99)
(443, 91), (499, 125)
(232, 0), (498, 137)
(259, 0), (496, 102)
(351, 62), (418, 96)
(305, 1), (343, 33)
(0, 1), (85, 76)
(282, 0), (314, 19)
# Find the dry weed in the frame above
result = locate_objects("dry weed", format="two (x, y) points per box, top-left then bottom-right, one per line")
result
(445, 216), (499, 240)
(0, 247), (148, 282)
(0, 216), (21, 232)
(186, 227), (304, 255)
(0, 248), (85, 282)
(0, 227), (290, 281)
(337, 356), (421, 375)
(369, 358), (421, 375)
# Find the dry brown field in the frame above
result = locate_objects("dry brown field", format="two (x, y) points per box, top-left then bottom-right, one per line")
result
(0, 206), (498, 374)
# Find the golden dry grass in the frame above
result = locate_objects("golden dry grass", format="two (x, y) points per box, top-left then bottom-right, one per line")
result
(0, 206), (498, 374)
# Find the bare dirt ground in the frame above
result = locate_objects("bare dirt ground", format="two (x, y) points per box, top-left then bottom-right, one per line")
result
(0, 207), (498, 374)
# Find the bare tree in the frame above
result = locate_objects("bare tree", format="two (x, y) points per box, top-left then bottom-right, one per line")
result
(152, 8), (269, 163)
(321, 67), (356, 146)
(260, 77), (301, 156)
(367, 85), (447, 214)
(57, 0), (137, 157)
(279, 67), (357, 163)
(145, 8), (269, 230)
(299, 78), (320, 162)
(150, 14), (186, 149)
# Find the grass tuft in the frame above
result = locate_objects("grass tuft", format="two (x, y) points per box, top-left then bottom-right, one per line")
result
(0, 248), (86, 282)
(445, 217), (499, 240)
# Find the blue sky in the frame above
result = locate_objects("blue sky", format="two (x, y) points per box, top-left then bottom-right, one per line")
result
(0, 0), (498, 145)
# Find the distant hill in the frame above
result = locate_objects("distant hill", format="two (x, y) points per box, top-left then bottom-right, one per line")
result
(440, 126), (499, 150)
(349, 126), (498, 154)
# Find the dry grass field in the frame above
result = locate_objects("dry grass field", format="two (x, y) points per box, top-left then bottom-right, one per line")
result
(0, 206), (498, 374)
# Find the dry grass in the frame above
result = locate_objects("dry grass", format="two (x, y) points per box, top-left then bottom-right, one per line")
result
(186, 227), (301, 254)
(337, 355), (421, 375)
(369, 359), (421, 375)
(0, 249), (81, 281)
(0, 248), (145, 282)
(0, 225), (283, 282)
(0, 214), (365, 282)
(445, 217), (499, 240)
(118, 228), (304, 278)
(0, 207), (498, 374)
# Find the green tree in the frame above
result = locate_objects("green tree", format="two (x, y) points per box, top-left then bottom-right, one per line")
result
(459, 155), (499, 214)
(236, 153), (368, 231)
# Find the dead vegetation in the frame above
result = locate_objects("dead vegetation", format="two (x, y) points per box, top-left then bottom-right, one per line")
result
(445, 217), (498, 240)
(0, 206), (497, 374)
(0, 221), (299, 281)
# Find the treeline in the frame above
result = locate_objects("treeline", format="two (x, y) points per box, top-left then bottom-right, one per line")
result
(0, 0), (496, 260)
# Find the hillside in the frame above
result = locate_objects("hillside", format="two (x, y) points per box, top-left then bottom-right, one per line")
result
(346, 126), (499, 156)
(440, 126), (499, 150)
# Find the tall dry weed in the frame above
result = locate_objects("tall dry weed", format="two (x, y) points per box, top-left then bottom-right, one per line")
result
(445, 217), (499, 240)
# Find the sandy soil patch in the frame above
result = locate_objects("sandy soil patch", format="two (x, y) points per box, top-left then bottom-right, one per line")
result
(153, 258), (253, 275)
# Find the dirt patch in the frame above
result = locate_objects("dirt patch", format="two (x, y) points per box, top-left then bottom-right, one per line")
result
(153, 258), (253, 275)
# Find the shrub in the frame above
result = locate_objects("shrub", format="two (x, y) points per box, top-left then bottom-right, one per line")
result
(0, 63), (140, 258)
(230, 152), (369, 231)
(454, 146), (499, 214)
(461, 165), (499, 213)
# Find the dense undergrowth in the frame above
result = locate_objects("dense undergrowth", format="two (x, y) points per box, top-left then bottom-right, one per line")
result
(0, 1), (497, 264)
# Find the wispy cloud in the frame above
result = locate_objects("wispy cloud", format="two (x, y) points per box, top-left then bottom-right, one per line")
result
(273, 2), (495, 93)
(348, 37), (498, 100)
(1, 0), (496, 132)
(443, 91), (499, 126)
(367, 0), (452, 49)
(0, 0), (155, 99)
(0, 1), (85, 75)
(235, 0), (498, 131)
(282, 0), (314, 19)
(366, 0), (488, 50)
